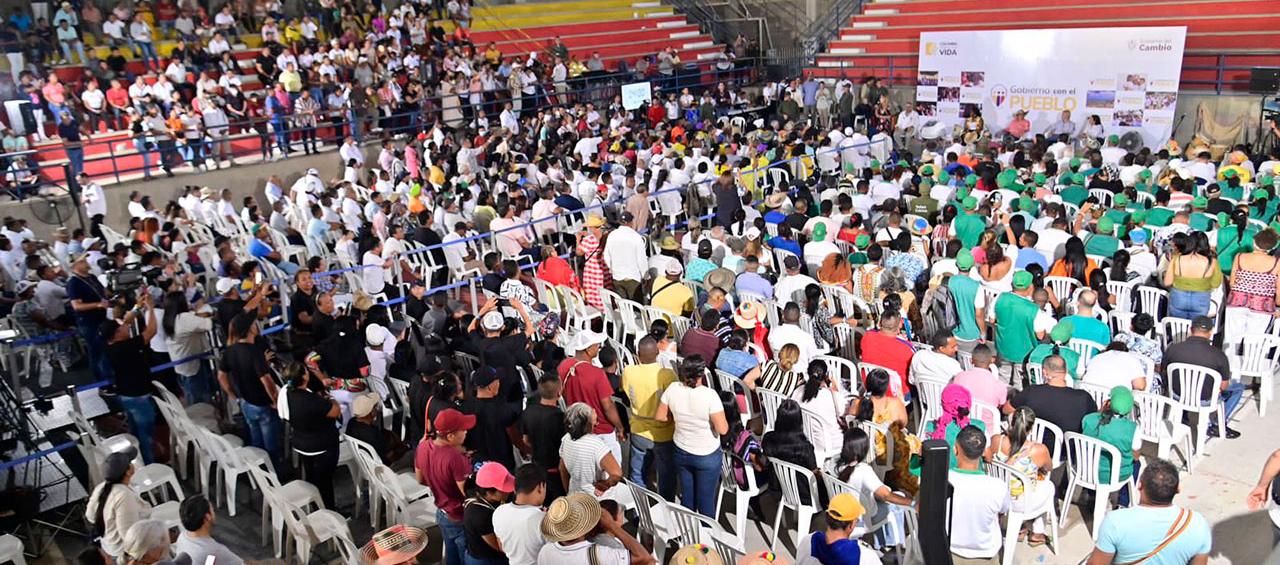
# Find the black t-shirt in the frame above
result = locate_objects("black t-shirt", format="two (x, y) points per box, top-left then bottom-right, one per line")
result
(481, 273), (504, 295)
(287, 388), (338, 453)
(66, 275), (107, 324)
(463, 500), (506, 562)
(220, 342), (274, 406)
(256, 54), (277, 77)
(412, 225), (447, 266)
(215, 299), (245, 334)
(520, 402), (564, 471)
(108, 336), (153, 397)
(106, 54), (127, 74)
(1011, 384), (1098, 436)
(405, 294), (428, 323)
(290, 288), (317, 331)
(313, 312), (336, 344)
(784, 212), (809, 233)
(473, 332), (532, 402)
(346, 419), (388, 462)
(461, 396), (520, 470)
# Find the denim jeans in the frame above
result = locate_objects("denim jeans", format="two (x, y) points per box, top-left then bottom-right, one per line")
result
(1218, 380), (1246, 422)
(118, 394), (156, 463)
(76, 317), (112, 380)
(674, 446), (722, 517)
(178, 364), (214, 406)
(48, 102), (65, 125)
(437, 509), (466, 565)
(136, 41), (158, 69)
(239, 399), (281, 464)
(133, 138), (154, 178)
(1168, 289), (1211, 320)
(630, 435), (676, 500)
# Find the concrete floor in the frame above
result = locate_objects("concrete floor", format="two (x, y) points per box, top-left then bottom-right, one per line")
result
(18, 385), (1280, 565)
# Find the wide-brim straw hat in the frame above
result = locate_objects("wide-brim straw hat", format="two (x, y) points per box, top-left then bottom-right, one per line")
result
(540, 493), (601, 542)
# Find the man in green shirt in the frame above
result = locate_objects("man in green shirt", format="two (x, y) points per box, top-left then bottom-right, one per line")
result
(952, 197), (987, 248)
(993, 271), (1051, 389)
(1058, 157), (1082, 186)
(948, 250), (985, 351)
(1060, 173), (1089, 207)
(1189, 196), (1216, 232)
(1103, 194), (1132, 228)
(1084, 216), (1121, 258)
(1081, 386), (1138, 486)
(1061, 289), (1112, 345)
(848, 234), (870, 265)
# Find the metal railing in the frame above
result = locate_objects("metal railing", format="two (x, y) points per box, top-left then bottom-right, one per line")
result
(7, 58), (762, 188)
(795, 52), (1280, 95)
(798, 0), (864, 60)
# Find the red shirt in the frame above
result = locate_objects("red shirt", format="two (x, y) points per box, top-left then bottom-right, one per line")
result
(536, 255), (577, 288)
(106, 87), (130, 109)
(557, 357), (615, 434)
(860, 330), (915, 397)
(413, 439), (471, 521)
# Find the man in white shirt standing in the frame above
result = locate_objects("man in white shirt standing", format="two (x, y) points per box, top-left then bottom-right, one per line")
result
(78, 173), (106, 219)
(948, 425), (1011, 563)
(493, 466), (548, 565)
(603, 212), (649, 301)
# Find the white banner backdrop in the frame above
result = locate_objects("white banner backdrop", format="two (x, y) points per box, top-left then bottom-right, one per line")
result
(914, 27), (1186, 149)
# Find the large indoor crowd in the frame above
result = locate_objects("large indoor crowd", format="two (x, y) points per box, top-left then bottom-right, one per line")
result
(7, 42), (1280, 565)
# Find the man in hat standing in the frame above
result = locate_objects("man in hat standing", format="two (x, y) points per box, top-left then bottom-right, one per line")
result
(992, 271), (1053, 388)
(415, 408), (476, 565)
(558, 330), (627, 461)
(67, 252), (113, 378)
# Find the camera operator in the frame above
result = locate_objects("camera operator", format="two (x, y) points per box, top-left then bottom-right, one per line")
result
(102, 290), (160, 463)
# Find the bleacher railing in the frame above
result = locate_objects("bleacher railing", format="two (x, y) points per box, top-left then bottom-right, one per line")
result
(4, 57), (762, 188)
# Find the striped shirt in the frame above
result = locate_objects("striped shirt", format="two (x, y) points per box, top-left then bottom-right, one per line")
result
(759, 360), (804, 396)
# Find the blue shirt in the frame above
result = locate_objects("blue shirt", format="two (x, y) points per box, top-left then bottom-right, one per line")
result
(248, 237), (273, 260)
(735, 272), (774, 299)
(884, 252), (925, 286)
(685, 258), (718, 283)
(809, 531), (861, 565)
(716, 349), (758, 378)
(764, 210), (787, 225)
(553, 194), (584, 211)
(1014, 247), (1048, 270)
(1062, 314), (1111, 346)
(1096, 506), (1211, 565)
(768, 236), (802, 258)
(307, 218), (329, 241)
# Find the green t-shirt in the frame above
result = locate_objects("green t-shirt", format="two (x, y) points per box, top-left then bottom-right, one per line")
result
(848, 252), (868, 266)
(1146, 207), (1176, 227)
(910, 196), (939, 218)
(948, 274), (982, 341)
(1026, 344), (1082, 379)
(1084, 234), (1121, 259)
(994, 293), (1040, 363)
(1216, 225), (1258, 275)
(953, 214), (987, 249)
(1060, 186), (1089, 207)
(1081, 412), (1137, 483)
(1189, 212), (1215, 232)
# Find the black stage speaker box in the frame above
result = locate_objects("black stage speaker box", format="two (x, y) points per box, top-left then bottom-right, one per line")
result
(1250, 68), (1280, 94)
(918, 439), (954, 565)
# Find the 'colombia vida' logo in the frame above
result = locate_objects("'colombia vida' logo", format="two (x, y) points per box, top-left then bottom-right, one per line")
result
(925, 41), (958, 56)
(990, 85), (1008, 106)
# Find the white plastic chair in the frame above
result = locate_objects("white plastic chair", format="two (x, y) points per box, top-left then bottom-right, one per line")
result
(800, 406), (840, 466)
(1160, 317), (1192, 349)
(814, 355), (859, 401)
(1105, 280), (1136, 314)
(1166, 363), (1226, 457)
(1237, 334), (1280, 417)
(756, 388), (788, 428)
(84, 443), (183, 507)
(192, 426), (275, 516)
(769, 459), (821, 553)
(626, 479), (677, 564)
(0, 534), (25, 565)
(971, 400), (1001, 438)
(1044, 277), (1080, 310)
(987, 460), (1059, 564)
(914, 377), (947, 436)
(1067, 338), (1105, 368)
(372, 464), (438, 528)
(247, 465), (324, 556)
(714, 370), (757, 428)
(1133, 391), (1193, 472)
(1136, 286), (1167, 318)
(856, 419), (895, 478)
(1031, 419), (1066, 471)
(1061, 432), (1138, 540)
(1076, 382), (1113, 410)
(819, 470), (904, 552)
(257, 466), (359, 564)
(667, 502), (745, 558)
(716, 450), (763, 539)
(857, 362), (904, 398)
(1024, 363), (1044, 386)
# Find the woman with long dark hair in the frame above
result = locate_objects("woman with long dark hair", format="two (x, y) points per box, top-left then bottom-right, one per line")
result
(833, 427), (913, 544)
(850, 368), (916, 495)
(1048, 236), (1097, 286)
(986, 406), (1055, 546)
(1163, 229), (1221, 319)
(793, 360), (846, 456)
(1216, 208), (1258, 277)
(762, 399), (818, 502)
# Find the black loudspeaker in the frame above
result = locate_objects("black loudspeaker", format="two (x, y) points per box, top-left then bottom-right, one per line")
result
(918, 439), (955, 565)
(1250, 68), (1280, 94)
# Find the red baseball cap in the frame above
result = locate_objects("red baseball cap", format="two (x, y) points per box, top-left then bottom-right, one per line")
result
(433, 409), (476, 435)
(475, 462), (515, 493)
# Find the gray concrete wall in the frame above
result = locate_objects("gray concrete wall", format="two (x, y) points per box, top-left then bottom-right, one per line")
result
(1, 145), (380, 241)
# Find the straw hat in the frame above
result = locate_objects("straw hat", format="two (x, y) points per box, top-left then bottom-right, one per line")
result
(359, 525), (428, 565)
(540, 493), (601, 542)
(353, 292), (375, 311)
(733, 302), (765, 329)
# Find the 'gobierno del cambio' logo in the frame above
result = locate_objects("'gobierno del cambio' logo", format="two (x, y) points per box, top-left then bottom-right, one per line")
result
(990, 85), (1008, 107)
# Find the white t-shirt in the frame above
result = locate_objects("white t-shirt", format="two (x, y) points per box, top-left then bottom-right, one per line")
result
(493, 503), (546, 565)
(769, 323), (820, 367)
(362, 251), (386, 294)
(1082, 350), (1148, 390)
(537, 540), (628, 565)
(660, 382), (724, 456)
(172, 532), (244, 565)
(166, 312), (212, 377)
(948, 470), (1011, 559)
